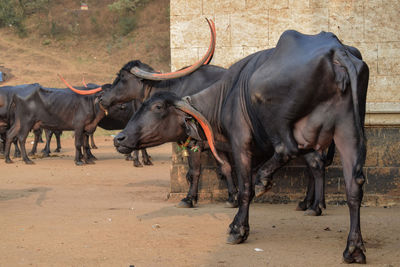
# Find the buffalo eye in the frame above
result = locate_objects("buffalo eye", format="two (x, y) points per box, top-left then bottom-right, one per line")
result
(152, 102), (164, 111)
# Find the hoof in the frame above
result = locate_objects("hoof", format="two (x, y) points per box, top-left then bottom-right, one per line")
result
(91, 145), (98, 149)
(24, 159), (35, 165)
(296, 201), (308, 211)
(133, 161), (143, 167)
(28, 152), (35, 156)
(343, 246), (366, 264)
(143, 159), (153, 166)
(54, 148), (61, 153)
(75, 161), (84, 166)
(5, 158), (14, 164)
(304, 209), (319, 216)
(225, 200), (238, 208)
(42, 152), (50, 157)
(125, 155), (133, 161)
(176, 199), (194, 208)
(88, 155), (97, 161)
(85, 159), (95, 165)
(226, 225), (248, 244)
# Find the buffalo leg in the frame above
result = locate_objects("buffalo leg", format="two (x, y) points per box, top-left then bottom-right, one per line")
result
(132, 150), (143, 167)
(218, 153), (238, 208)
(226, 125), (254, 244)
(54, 131), (62, 152)
(74, 131), (85, 166)
(29, 129), (42, 156)
(296, 169), (315, 212)
(83, 134), (95, 164)
(90, 134), (97, 149)
(4, 120), (23, 163)
(13, 138), (21, 158)
(42, 130), (53, 157)
(301, 152), (326, 216)
(141, 149), (153, 165)
(177, 149), (201, 208)
(16, 124), (34, 164)
(335, 123), (366, 264)
(125, 153), (133, 161)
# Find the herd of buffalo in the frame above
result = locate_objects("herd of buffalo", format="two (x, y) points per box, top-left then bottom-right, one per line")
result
(0, 19), (370, 264)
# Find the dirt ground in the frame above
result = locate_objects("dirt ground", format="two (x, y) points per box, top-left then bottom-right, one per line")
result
(0, 137), (399, 267)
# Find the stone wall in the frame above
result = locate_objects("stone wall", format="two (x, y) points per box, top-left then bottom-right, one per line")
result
(169, 0), (400, 204)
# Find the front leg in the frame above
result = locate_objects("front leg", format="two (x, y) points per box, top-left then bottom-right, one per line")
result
(227, 136), (253, 244)
(74, 131), (85, 166)
(177, 148), (201, 208)
(132, 150), (143, 167)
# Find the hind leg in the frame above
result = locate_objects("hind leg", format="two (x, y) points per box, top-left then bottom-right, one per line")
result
(334, 120), (366, 263)
(141, 149), (153, 165)
(302, 152), (326, 216)
(28, 129), (41, 156)
(42, 130), (52, 157)
(13, 138), (21, 158)
(132, 150), (142, 167)
(55, 131), (62, 152)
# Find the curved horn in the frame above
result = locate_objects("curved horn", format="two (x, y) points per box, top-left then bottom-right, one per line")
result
(58, 74), (102, 95)
(204, 19), (216, 65)
(130, 18), (216, 81)
(175, 99), (224, 165)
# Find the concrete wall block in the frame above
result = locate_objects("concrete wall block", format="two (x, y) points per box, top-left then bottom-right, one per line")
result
(364, 2), (400, 42)
(327, 0), (364, 8)
(290, 8), (329, 34)
(215, 14), (231, 47)
(378, 42), (400, 75)
(265, 0), (290, 9)
(170, 0), (202, 16)
(328, 4), (364, 43)
(351, 42), (378, 77)
(245, 0), (270, 11)
(268, 8), (292, 46)
(212, 46), (245, 68)
(170, 16), (215, 49)
(367, 75), (400, 103)
(288, 0), (310, 9)
(171, 47), (199, 71)
(202, 0), (246, 15)
(231, 12), (269, 47)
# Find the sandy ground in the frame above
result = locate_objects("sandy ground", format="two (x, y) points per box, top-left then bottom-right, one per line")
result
(0, 136), (399, 267)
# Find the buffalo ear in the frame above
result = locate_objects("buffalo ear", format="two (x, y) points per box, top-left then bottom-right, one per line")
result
(184, 118), (203, 141)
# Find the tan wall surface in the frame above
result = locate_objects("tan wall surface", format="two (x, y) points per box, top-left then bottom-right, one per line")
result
(170, 0), (400, 123)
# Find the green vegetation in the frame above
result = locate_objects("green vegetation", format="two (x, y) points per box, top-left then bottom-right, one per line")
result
(0, 0), (150, 39)
(108, 0), (149, 36)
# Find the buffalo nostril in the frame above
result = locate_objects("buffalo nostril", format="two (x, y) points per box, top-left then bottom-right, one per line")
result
(114, 133), (126, 145)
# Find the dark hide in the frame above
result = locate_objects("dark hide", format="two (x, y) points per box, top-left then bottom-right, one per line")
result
(4, 86), (105, 165)
(97, 98), (152, 167)
(114, 30), (369, 264)
(104, 59), (335, 211)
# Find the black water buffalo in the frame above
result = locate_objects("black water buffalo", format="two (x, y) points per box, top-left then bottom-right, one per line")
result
(114, 30), (369, 263)
(4, 83), (105, 165)
(0, 84), (43, 158)
(94, 29), (335, 212)
(96, 55), (336, 213)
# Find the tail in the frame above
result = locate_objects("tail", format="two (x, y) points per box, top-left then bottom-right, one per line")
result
(334, 48), (369, 174)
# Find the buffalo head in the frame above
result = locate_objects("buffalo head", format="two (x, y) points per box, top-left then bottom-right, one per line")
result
(98, 18), (216, 109)
(114, 91), (224, 164)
